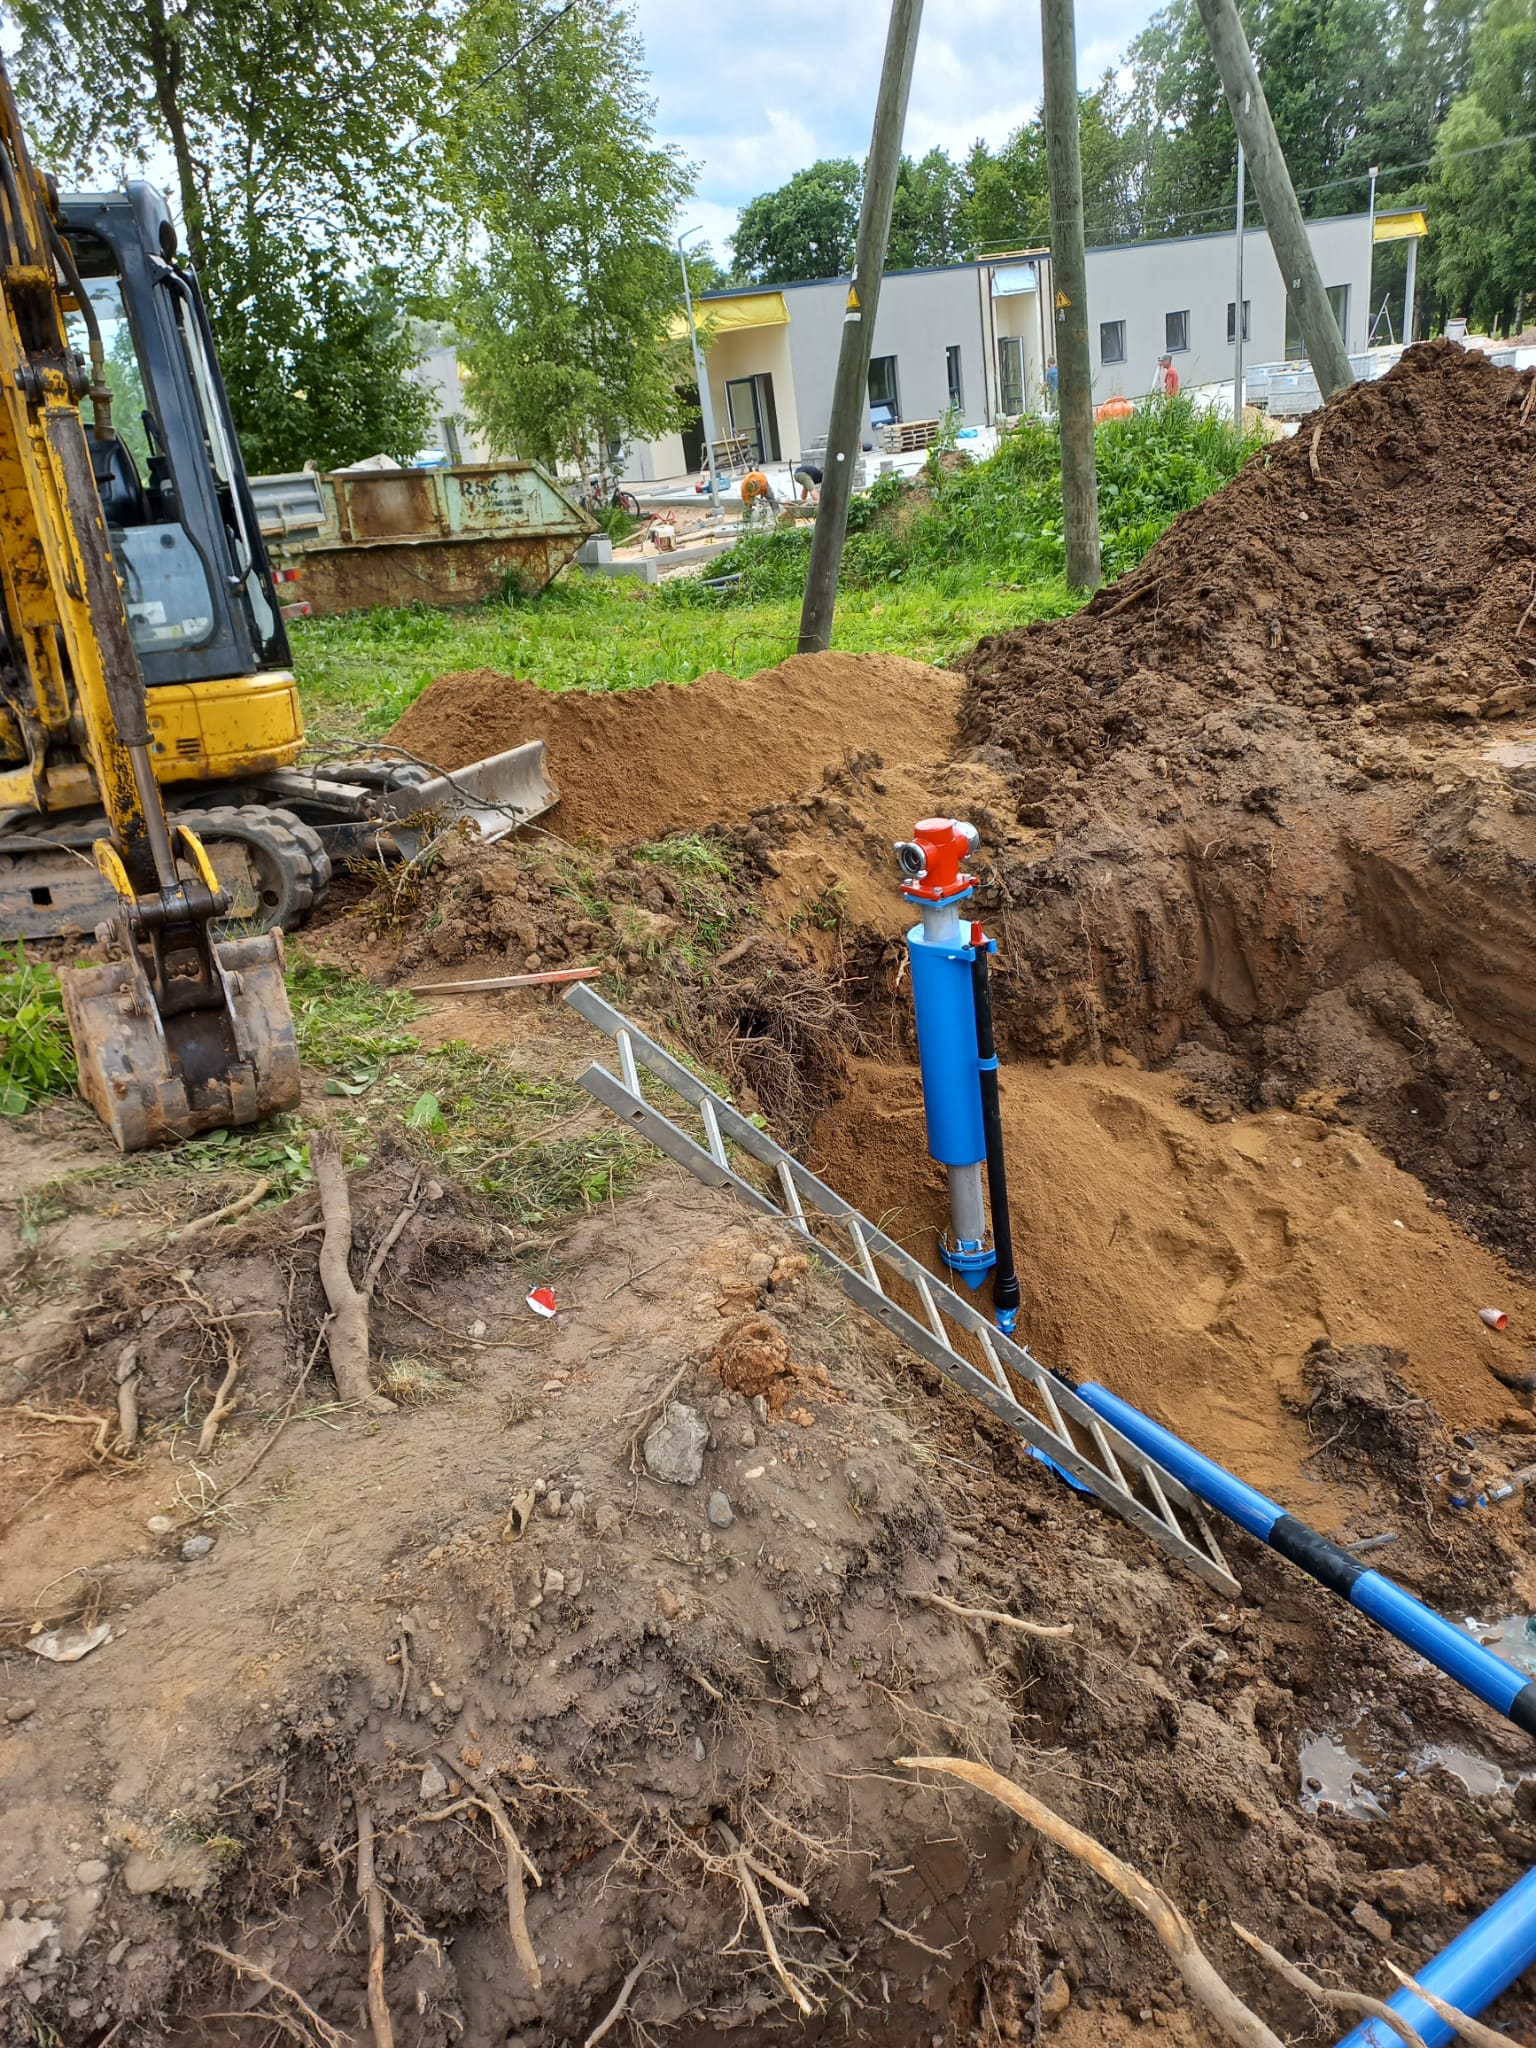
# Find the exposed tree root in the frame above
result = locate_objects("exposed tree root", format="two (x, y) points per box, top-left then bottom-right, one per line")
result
(897, 1756), (1283, 2048)
(111, 1342), (140, 1455)
(583, 1947), (656, 2048)
(434, 1749), (542, 1986)
(310, 1128), (394, 1414)
(716, 1821), (817, 2018)
(904, 1589), (1072, 1636)
(198, 1940), (346, 2048)
(356, 1797), (395, 2048)
(1386, 1962), (1521, 2046)
(174, 1175), (273, 1242)
(1232, 1920), (1426, 2047)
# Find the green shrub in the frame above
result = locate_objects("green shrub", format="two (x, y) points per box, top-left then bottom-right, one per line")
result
(675, 396), (1265, 609)
(0, 948), (75, 1114)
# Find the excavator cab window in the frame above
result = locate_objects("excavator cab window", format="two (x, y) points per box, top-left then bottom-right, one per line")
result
(63, 270), (217, 657)
(57, 190), (288, 684)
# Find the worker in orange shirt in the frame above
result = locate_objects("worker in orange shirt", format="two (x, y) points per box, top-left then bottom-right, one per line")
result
(740, 469), (778, 524)
(1156, 353), (1180, 397)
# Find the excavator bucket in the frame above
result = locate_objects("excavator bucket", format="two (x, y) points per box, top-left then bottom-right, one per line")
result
(60, 926), (301, 1152)
(378, 738), (558, 848)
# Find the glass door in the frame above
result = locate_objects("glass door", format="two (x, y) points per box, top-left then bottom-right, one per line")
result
(998, 336), (1025, 415)
(725, 374), (781, 464)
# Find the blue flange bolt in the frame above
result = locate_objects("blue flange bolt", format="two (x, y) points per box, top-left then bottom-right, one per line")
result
(897, 818), (1022, 1335)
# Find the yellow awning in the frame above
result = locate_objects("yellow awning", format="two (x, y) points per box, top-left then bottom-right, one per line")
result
(1374, 209), (1428, 243)
(668, 290), (790, 340)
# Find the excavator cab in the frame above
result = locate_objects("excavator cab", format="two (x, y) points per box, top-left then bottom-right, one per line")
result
(0, 61), (300, 1149)
(58, 184), (294, 697)
(0, 56), (554, 1147)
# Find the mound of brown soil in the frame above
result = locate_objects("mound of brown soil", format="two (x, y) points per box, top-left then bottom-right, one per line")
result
(895, 345), (1536, 1271)
(808, 1046), (1536, 1554)
(387, 651), (962, 841)
(962, 339), (1536, 792)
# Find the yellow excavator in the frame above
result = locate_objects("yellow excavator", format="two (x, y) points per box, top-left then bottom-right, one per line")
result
(0, 60), (553, 1150)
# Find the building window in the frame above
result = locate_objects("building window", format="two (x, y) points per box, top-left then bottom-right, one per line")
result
(1165, 309), (1190, 353)
(1100, 320), (1126, 365)
(946, 344), (963, 413)
(868, 354), (900, 427)
(1285, 284), (1351, 359)
(1226, 300), (1251, 344)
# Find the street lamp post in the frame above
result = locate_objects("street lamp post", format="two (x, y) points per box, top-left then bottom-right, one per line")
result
(1367, 163), (1379, 346)
(678, 226), (721, 519)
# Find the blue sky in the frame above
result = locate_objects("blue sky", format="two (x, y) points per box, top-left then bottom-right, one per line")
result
(633, 0), (1159, 261)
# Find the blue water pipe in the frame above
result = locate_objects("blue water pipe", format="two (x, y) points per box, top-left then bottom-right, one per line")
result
(898, 817), (1023, 1330)
(894, 958), (1536, 2036)
(1068, 1387), (1536, 2039)
(1075, 1382), (1536, 1736)
(1333, 1862), (1536, 2048)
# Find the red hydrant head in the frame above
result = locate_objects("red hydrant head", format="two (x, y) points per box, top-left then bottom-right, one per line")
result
(895, 817), (979, 902)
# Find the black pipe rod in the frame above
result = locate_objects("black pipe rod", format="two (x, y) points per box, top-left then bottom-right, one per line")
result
(971, 939), (1021, 1328)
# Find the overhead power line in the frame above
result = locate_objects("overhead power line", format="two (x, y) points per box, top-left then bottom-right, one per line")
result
(461, 0), (583, 99)
(1079, 122), (1536, 244)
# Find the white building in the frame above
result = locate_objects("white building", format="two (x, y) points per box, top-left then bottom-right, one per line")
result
(410, 343), (493, 465)
(624, 212), (1375, 483)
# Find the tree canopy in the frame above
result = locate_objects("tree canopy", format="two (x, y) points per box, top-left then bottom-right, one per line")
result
(724, 0), (1523, 332)
(444, 0), (695, 473)
(730, 159), (862, 284)
(13, 0), (443, 470)
(1425, 0), (1536, 328)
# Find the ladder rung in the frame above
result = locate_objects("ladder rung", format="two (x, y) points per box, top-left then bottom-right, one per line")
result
(777, 1160), (810, 1233)
(913, 1271), (949, 1345)
(845, 1214), (883, 1293)
(565, 987), (1239, 1598)
(615, 1027), (641, 1099)
(700, 1095), (728, 1168)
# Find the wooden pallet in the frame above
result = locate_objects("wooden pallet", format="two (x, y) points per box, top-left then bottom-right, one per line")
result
(880, 418), (941, 453)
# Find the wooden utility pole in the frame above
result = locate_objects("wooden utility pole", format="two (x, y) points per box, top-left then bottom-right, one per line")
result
(1194, 0), (1354, 397)
(797, 0), (923, 654)
(1040, 0), (1101, 592)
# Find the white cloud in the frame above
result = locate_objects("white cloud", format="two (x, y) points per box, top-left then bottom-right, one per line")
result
(634, 0), (1163, 244)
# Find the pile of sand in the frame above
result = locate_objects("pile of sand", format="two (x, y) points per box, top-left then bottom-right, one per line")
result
(388, 650), (963, 842)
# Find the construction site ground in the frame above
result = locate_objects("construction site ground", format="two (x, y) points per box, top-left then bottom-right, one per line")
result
(6, 340), (1536, 2047)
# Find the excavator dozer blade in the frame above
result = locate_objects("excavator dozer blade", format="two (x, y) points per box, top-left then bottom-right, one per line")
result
(60, 929), (301, 1152)
(380, 739), (559, 847)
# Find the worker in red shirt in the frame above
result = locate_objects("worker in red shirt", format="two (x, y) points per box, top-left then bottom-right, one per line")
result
(1156, 353), (1180, 397)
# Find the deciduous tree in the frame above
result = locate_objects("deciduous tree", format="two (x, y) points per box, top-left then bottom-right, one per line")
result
(1427, 0), (1536, 327)
(730, 159), (862, 283)
(445, 0), (695, 474)
(13, 0), (443, 470)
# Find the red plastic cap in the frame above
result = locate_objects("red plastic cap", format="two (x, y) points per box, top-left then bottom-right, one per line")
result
(906, 817), (978, 901)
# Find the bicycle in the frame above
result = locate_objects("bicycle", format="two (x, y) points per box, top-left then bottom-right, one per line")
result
(582, 475), (640, 519)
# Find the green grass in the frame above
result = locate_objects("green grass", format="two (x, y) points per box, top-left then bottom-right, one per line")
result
(290, 396), (1263, 748)
(0, 945), (77, 1114)
(292, 566), (1076, 750)
(669, 394), (1267, 608)
(1, 956), (636, 1257)
(286, 951), (419, 1089)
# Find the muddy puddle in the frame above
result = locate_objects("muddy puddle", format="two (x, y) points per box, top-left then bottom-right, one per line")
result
(1300, 1617), (1536, 1817)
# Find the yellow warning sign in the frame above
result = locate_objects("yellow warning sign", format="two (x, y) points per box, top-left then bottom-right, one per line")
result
(846, 284), (860, 311)
(1055, 289), (1071, 309)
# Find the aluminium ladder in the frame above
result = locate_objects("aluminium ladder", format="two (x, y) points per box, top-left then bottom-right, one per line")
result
(565, 986), (1238, 1598)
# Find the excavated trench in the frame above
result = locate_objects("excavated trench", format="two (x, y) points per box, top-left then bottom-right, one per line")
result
(315, 338), (1536, 2041)
(11, 342), (1536, 2047)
